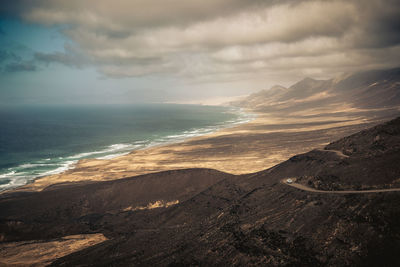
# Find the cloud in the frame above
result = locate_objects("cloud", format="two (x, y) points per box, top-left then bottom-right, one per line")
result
(0, 48), (36, 73)
(34, 45), (87, 68)
(2, 0), (400, 82)
(0, 50), (21, 63)
(4, 61), (36, 72)
(19, 0), (270, 29)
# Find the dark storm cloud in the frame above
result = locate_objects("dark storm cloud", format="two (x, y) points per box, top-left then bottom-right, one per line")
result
(2, 0), (400, 80)
(346, 0), (400, 49)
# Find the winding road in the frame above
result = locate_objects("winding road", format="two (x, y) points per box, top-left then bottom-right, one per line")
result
(282, 179), (400, 194)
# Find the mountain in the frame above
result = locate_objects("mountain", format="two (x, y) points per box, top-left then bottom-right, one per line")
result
(1, 116), (400, 266)
(231, 67), (400, 116)
(232, 85), (287, 108)
(334, 68), (400, 108)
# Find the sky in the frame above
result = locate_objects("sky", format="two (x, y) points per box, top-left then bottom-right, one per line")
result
(0, 0), (399, 105)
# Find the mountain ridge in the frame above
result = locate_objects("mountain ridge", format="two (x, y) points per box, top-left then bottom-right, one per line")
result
(1, 115), (400, 266)
(230, 67), (400, 114)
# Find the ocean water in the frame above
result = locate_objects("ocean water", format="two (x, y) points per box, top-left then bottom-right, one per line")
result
(0, 104), (252, 191)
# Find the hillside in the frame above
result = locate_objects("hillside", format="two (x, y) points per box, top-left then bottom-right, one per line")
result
(231, 67), (400, 117)
(1, 116), (400, 266)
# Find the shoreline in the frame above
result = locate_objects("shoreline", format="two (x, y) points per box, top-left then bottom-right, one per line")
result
(1, 106), (256, 193)
(4, 107), (389, 193)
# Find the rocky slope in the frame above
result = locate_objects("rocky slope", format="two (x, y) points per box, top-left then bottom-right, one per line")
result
(1, 117), (400, 266)
(231, 67), (400, 117)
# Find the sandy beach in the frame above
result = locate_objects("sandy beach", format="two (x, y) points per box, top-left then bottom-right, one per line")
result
(10, 108), (388, 192)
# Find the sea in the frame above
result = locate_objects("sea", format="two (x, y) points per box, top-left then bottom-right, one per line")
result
(0, 103), (252, 191)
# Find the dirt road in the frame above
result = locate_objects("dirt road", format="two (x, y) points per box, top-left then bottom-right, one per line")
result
(282, 179), (400, 194)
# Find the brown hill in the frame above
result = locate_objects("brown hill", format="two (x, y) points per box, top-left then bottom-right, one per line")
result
(1, 116), (400, 266)
(231, 67), (400, 116)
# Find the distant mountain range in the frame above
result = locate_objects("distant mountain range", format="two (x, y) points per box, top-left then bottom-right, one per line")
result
(231, 67), (400, 115)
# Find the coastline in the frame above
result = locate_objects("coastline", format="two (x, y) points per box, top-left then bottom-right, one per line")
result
(5, 107), (387, 193)
(2, 106), (254, 192)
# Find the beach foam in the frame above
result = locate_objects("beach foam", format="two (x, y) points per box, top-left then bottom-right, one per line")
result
(0, 106), (254, 191)
(67, 144), (141, 159)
